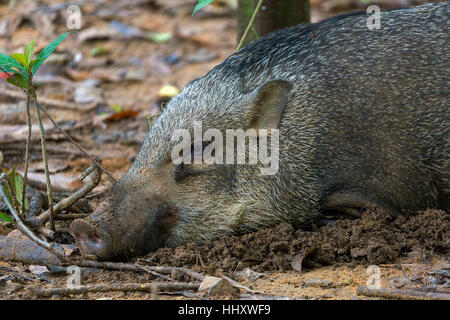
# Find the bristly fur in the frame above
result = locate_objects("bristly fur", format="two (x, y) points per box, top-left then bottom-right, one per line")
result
(140, 2), (449, 246)
(73, 2), (449, 258)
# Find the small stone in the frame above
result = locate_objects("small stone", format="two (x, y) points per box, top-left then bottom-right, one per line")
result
(389, 276), (411, 288)
(304, 277), (332, 288)
(198, 276), (240, 297)
(6, 229), (28, 240)
(28, 265), (49, 277)
(234, 268), (266, 282)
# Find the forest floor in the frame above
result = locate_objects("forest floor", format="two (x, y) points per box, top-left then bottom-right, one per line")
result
(0, 0), (448, 300)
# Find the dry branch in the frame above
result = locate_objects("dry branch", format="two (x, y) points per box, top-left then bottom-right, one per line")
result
(357, 286), (450, 300)
(54, 213), (89, 220)
(32, 282), (199, 297)
(76, 259), (206, 282)
(27, 160), (102, 227)
(135, 264), (176, 282)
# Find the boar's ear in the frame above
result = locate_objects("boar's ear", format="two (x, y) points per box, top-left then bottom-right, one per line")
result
(247, 80), (292, 130)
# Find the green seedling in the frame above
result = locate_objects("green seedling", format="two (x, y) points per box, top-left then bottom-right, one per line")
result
(193, 0), (215, 15)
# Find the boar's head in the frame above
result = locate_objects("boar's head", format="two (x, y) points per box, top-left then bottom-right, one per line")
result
(69, 79), (292, 260)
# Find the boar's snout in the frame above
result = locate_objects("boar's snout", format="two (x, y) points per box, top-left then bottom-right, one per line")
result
(69, 219), (113, 260)
(69, 192), (179, 260)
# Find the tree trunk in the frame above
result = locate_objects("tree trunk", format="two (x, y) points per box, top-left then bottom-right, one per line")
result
(237, 0), (310, 47)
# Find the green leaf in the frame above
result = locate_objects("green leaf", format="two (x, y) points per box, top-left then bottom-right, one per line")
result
(0, 66), (21, 75)
(7, 73), (29, 89)
(2, 168), (28, 211)
(90, 46), (109, 57)
(0, 53), (26, 73)
(11, 53), (28, 68)
(110, 104), (123, 113)
(149, 32), (172, 43)
(12, 170), (27, 209)
(32, 32), (70, 75)
(2, 172), (14, 209)
(193, 0), (214, 15)
(7, 167), (17, 199)
(0, 212), (13, 224)
(24, 40), (35, 64)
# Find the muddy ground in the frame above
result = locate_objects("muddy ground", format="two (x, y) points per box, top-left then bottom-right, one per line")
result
(0, 0), (448, 300)
(1, 208), (448, 300)
(146, 209), (449, 274)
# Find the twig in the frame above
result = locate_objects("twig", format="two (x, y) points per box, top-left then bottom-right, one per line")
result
(75, 259), (206, 282)
(0, 265), (35, 281)
(75, 260), (144, 272)
(170, 290), (209, 300)
(414, 285), (450, 295)
(85, 190), (106, 199)
(27, 160), (102, 227)
(136, 260), (206, 282)
(54, 213), (89, 220)
(32, 282), (199, 297)
(356, 286), (450, 300)
(135, 264), (176, 282)
(236, 0), (263, 51)
(220, 274), (260, 294)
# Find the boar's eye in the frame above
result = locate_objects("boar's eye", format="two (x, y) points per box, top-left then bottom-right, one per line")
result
(174, 141), (212, 182)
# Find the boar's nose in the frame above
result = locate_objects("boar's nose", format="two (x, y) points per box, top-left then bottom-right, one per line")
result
(69, 219), (113, 260)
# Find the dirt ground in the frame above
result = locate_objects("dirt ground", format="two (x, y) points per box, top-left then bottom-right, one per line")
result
(1, 208), (449, 300)
(0, 0), (448, 300)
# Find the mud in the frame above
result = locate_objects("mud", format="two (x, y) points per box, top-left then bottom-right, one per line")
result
(1, 209), (448, 300)
(144, 209), (449, 275)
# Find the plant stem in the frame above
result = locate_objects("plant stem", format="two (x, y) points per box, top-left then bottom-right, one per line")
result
(236, 0), (263, 51)
(21, 94), (32, 218)
(31, 89), (55, 231)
